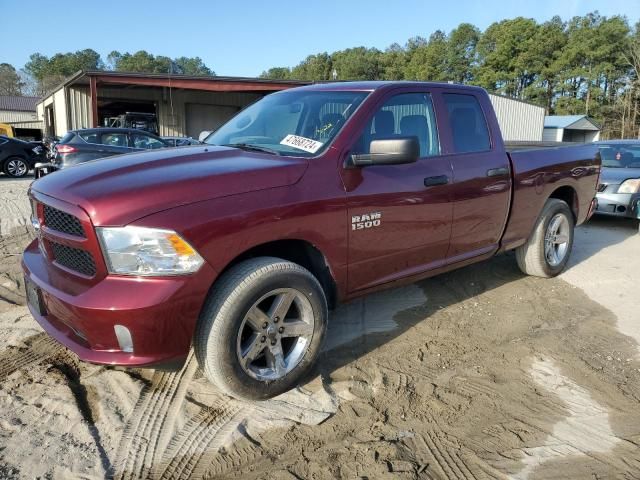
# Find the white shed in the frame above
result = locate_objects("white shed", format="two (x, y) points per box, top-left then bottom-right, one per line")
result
(543, 115), (601, 143)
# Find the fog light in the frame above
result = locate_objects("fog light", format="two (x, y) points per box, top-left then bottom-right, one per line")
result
(114, 325), (133, 353)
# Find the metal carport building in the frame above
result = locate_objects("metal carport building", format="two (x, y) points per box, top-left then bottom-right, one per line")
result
(37, 72), (546, 142)
(36, 71), (307, 139)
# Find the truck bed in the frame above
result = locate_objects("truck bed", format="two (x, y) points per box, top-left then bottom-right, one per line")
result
(499, 142), (600, 252)
(505, 141), (586, 151)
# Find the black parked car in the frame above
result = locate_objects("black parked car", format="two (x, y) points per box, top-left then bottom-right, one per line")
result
(35, 128), (169, 178)
(0, 135), (44, 178)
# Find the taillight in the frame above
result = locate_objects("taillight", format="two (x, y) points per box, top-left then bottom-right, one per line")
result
(56, 145), (77, 154)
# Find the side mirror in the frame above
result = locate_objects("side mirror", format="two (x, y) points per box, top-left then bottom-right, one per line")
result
(350, 137), (419, 167)
(198, 130), (212, 142)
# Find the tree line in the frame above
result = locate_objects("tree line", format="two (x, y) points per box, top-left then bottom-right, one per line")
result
(0, 49), (213, 98)
(260, 13), (640, 139)
(1, 12), (638, 138)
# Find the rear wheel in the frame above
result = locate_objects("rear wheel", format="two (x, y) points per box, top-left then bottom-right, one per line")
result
(516, 199), (574, 278)
(194, 257), (327, 401)
(3, 157), (29, 178)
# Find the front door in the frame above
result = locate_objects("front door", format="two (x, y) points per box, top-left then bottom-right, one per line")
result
(340, 91), (454, 293)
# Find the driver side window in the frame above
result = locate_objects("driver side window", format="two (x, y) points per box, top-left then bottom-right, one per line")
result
(353, 93), (439, 157)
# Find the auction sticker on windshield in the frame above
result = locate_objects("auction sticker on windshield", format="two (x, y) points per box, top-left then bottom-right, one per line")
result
(280, 134), (324, 154)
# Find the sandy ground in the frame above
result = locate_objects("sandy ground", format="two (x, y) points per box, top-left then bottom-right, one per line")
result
(1, 176), (639, 479)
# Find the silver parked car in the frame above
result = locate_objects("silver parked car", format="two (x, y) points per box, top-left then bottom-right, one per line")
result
(594, 140), (640, 221)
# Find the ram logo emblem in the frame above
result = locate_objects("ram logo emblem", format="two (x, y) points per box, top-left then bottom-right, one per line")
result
(351, 212), (382, 230)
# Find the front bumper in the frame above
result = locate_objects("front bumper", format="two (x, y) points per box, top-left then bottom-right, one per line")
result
(22, 239), (216, 367)
(594, 191), (640, 219)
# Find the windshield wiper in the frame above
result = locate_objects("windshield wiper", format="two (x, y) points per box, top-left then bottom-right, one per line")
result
(221, 143), (281, 156)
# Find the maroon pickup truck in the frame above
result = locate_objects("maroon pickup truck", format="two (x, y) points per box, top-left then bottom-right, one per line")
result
(23, 82), (600, 400)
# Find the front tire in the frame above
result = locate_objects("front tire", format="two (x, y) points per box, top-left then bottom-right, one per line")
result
(3, 157), (30, 178)
(516, 199), (575, 278)
(194, 257), (327, 401)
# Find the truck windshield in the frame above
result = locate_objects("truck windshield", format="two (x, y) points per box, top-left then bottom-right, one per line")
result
(598, 144), (640, 168)
(205, 90), (369, 157)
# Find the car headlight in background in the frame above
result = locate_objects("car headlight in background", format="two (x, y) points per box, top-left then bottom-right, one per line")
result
(96, 226), (204, 276)
(618, 179), (640, 194)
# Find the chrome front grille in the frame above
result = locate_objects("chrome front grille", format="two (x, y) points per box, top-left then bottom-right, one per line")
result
(50, 242), (96, 277)
(44, 204), (85, 237)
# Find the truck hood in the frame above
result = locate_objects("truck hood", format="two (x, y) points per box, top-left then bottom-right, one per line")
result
(32, 146), (308, 225)
(599, 167), (640, 185)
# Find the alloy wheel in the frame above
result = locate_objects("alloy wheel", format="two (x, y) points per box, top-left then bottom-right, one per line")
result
(7, 159), (28, 177)
(236, 288), (315, 381)
(544, 213), (570, 267)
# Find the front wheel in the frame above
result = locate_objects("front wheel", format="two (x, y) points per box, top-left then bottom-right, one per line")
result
(194, 257), (327, 401)
(516, 198), (575, 278)
(3, 157), (30, 178)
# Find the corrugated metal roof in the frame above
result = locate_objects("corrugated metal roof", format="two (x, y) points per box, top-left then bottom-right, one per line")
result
(38, 70), (312, 99)
(0, 95), (41, 112)
(544, 115), (600, 129)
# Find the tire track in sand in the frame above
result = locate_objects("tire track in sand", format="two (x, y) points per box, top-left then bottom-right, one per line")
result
(155, 385), (338, 479)
(113, 351), (198, 480)
(0, 333), (61, 381)
(410, 416), (482, 480)
(155, 399), (245, 479)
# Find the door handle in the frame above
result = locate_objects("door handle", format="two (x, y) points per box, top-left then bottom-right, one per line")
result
(424, 175), (449, 187)
(486, 166), (509, 177)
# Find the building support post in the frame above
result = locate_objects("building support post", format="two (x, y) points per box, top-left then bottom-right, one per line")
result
(90, 76), (98, 128)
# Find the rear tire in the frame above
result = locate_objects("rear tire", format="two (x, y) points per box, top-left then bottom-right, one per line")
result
(516, 199), (574, 278)
(194, 257), (327, 401)
(3, 157), (29, 178)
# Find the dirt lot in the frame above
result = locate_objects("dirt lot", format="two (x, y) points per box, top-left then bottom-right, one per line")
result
(1, 176), (639, 479)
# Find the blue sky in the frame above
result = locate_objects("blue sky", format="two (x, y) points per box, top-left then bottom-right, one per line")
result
(1, 0), (638, 77)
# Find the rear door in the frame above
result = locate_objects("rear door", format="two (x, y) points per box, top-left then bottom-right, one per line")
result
(441, 91), (511, 260)
(341, 89), (455, 292)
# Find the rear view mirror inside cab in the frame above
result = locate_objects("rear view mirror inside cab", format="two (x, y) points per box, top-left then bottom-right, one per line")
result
(289, 103), (303, 113)
(236, 117), (251, 129)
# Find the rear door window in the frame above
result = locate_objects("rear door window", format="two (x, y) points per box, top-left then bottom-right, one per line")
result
(443, 94), (491, 153)
(100, 133), (129, 148)
(79, 132), (99, 144)
(59, 132), (76, 144)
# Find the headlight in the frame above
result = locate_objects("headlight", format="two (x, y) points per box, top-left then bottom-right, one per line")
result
(96, 226), (204, 276)
(618, 179), (640, 194)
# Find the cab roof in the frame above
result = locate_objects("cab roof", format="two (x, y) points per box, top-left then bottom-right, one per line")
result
(287, 80), (486, 93)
